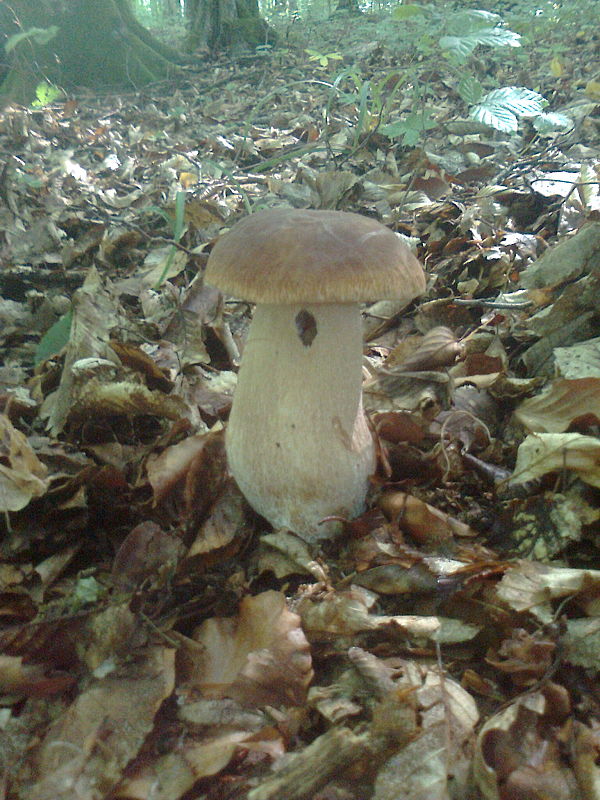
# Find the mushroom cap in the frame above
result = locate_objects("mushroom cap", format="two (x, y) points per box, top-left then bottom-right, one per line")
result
(205, 208), (426, 304)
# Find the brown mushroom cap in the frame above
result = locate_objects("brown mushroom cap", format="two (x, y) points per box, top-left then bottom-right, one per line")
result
(205, 208), (426, 304)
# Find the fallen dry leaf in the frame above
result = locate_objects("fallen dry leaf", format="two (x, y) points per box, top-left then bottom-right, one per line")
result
(514, 377), (600, 432)
(379, 490), (475, 543)
(0, 414), (49, 511)
(24, 646), (175, 800)
(0, 654), (74, 697)
(385, 326), (463, 371)
(186, 590), (313, 707)
(111, 521), (185, 591)
(486, 628), (556, 687)
(495, 560), (600, 620)
(564, 619), (600, 670)
(41, 267), (122, 435)
(2, 9), (600, 799)
(298, 585), (479, 644)
(510, 432), (600, 488)
(374, 664), (479, 800)
(473, 684), (585, 800)
(116, 727), (283, 800)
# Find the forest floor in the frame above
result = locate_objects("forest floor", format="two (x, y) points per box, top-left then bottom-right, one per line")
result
(1, 4), (600, 799)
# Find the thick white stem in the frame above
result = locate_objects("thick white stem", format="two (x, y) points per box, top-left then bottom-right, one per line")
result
(226, 303), (375, 540)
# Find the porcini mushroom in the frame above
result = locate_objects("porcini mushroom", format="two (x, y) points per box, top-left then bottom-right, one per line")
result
(205, 208), (425, 541)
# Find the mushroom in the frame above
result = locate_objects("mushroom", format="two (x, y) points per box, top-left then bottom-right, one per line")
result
(205, 208), (425, 541)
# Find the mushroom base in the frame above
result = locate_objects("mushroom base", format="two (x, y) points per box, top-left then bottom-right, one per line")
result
(226, 302), (375, 541)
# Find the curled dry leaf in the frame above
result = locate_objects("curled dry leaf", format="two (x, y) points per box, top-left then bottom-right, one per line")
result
(187, 591), (313, 708)
(353, 552), (471, 597)
(0, 654), (74, 697)
(183, 430), (228, 522)
(486, 628), (556, 687)
(384, 440), (440, 482)
(514, 377), (600, 432)
(70, 378), (190, 422)
(365, 369), (451, 415)
(473, 684), (584, 800)
(146, 430), (225, 509)
(372, 410), (427, 445)
(353, 562), (440, 596)
(495, 560), (600, 620)
(186, 482), (246, 557)
(257, 529), (326, 580)
(117, 684), (284, 799)
(379, 491), (475, 544)
(385, 327), (463, 372)
(146, 431), (207, 503)
(0, 414), (49, 511)
(452, 383), (498, 429)
(298, 586), (479, 644)
(112, 521), (185, 591)
(437, 407), (492, 452)
(108, 339), (174, 392)
(42, 267), (123, 436)
(510, 432), (600, 488)
(298, 586), (384, 638)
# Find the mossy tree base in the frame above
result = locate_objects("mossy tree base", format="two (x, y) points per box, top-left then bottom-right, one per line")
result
(0, 0), (184, 106)
(187, 0), (276, 53)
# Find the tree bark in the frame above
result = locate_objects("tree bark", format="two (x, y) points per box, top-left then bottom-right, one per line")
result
(335, 0), (362, 13)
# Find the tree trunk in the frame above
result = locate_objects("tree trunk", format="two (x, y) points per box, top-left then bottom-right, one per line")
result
(335, 0), (362, 14)
(0, 0), (186, 106)
(187, 0), (276, 54)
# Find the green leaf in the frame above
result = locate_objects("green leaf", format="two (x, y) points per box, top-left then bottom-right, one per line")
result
(470, 87), (551, 133)
(379, 120), (404, 138)
(402, 127), (422, 147)
(31, 81), (62, 108)
(441, 27), (521, 60)
(73, 576), (102, 606)
(173, 190), (186, 242)
(480, 86), (544, 117)
(34, 309), (72, 365)
(471, 27), (521, 48)
(5, 25), (58, 53)
(440, 35), (474, 60)
(470, 101), (518, 132)
(532, 111), (573, 133)
(458, 76), (484, 104)
(152, 192), (187, 289)
(392, 4), (425, 20)
(447, 10), (502, 32)
(305, 49), (342, 67)
(16, 172), (43, 188)
(380, 111), (437, 144)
